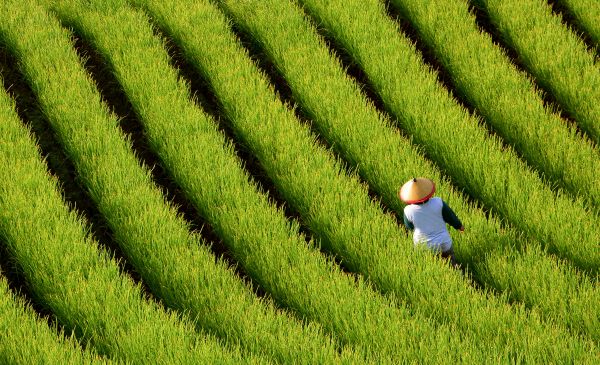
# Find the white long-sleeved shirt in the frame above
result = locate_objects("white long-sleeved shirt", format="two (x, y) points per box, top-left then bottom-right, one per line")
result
(403, 197), (456, 252)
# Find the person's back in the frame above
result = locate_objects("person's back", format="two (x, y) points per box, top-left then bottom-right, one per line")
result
(404, 197), (452, 252)
(398, 177), (464, 266)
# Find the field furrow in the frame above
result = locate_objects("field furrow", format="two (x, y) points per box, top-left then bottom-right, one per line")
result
(554, 0), (600, 46)
(0, 272), (103, 364)
(0, 1), (254, 364)
(37, 1), (359, 363)
(214, 0), (600, 343)
(131, 0), (598, 361)
(0, 0), (596, 360)
(472, 0), (600, 145)
(388, 0), (599, 210)
(294, 0), (600, 277)
(123, 0), (506, 362)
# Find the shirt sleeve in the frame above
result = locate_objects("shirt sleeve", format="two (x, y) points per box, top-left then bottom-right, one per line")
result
(442, 201), (462, 230)
(403, 212), (414, 230)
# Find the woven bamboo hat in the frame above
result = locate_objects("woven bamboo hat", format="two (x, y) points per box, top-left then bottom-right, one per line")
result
(398, 177), (435, 204)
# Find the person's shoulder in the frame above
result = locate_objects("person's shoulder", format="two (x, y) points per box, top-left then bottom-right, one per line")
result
(429, 197), (444, 208)
(404, 203), (417, 214)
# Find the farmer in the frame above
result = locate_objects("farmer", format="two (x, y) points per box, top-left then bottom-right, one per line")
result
(399, 177), (464, 267)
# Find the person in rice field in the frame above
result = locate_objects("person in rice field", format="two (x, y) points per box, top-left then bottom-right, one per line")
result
(399, 177), (464, 268)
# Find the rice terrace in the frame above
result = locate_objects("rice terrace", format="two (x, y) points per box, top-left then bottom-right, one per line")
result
(0, 0), (598, 363)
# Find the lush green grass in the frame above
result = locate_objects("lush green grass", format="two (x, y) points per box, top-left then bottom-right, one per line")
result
(388, 0), (599, 210)
(133, 0), (597, 361)
(38, 1), (360, 363)
(295, 0), (600, 278)
(472, 0), (600, 146)
(0, 1), (256, 363)
(123, 0), (504, 362)
(215, 0), (600, 344)
(0, 273), (104, 364)
(0, 0), (597, 361)
(555, 0), (600, 46)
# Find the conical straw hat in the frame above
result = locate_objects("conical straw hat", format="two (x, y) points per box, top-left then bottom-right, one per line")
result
(398, 177), (435, 204)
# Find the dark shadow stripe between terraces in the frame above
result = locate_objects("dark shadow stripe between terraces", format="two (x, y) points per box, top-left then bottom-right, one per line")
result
(467, 1), (592, 143)
(213, 2), (511, 292)
(547, 0), (599, 55)
(146, 21), (363, 280)
(67, 22), (295, 297)
(0, 47), (139, 335)
(290, 1), (499, 225)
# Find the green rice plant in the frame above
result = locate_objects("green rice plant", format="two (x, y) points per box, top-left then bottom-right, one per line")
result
(555, 0), (600, 46)
(130, 0), (597, 362)
(471, 0), (600, 146)
(476, 243), (600, 342)
(0, 89), (246, 363)
(32, 1), (359, 363)
(387, 0), (600, 210)
(0, 273), (105, 364)
(294, 0), (600, 277)
(115, 0), (515, 363)
(0, 2), (257, 364)
(214, 0), (600, 343)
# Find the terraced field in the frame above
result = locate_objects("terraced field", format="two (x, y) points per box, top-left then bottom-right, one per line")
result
(0, 0), (597, 363)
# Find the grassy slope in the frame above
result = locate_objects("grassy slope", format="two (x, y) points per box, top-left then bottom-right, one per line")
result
(215, 0), (600, 343)
(295, 0), (600, 278)
(0, 274), (103, 364)
(473, 0), (600, 146)
(0, 1), (252, 363)
(40, 1), (358, 363)
(126, 0), (494, 362)
(388, 0), (600, 210)
(556, 0), (600, 46)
